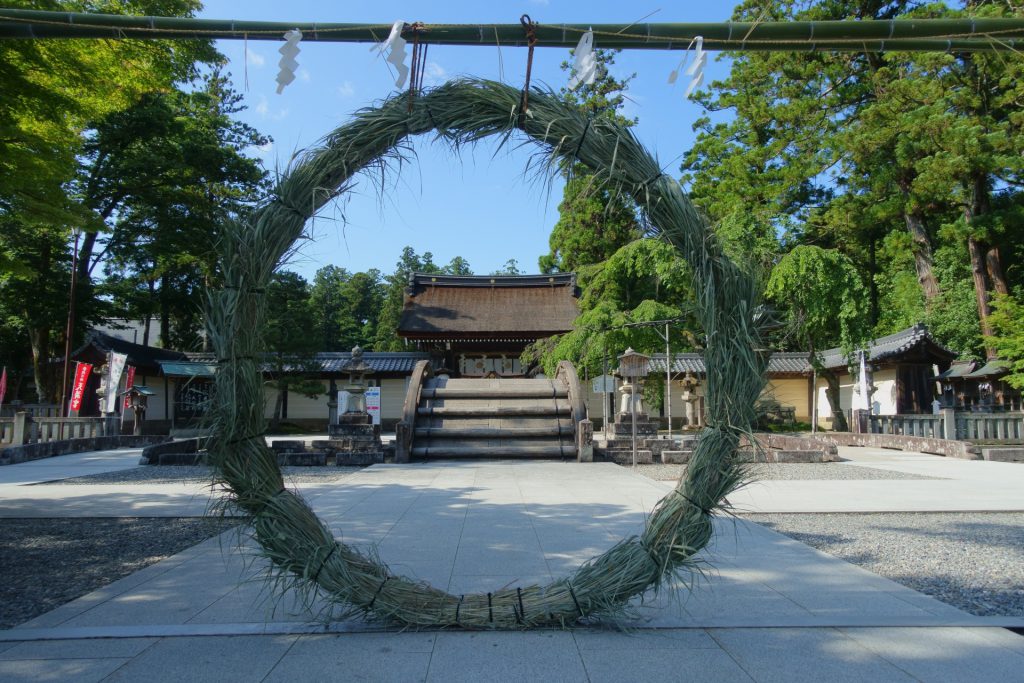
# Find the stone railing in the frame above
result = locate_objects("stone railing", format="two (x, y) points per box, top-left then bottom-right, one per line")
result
(956, 412), (1024, 441)
(0, 403), (60, 418)
(395, 360), (433, 463)
(556, 360), (593, 462)
(864, 409), (1024, 443)
(1, 412), (108, 447)
(869, 414), (945, 439)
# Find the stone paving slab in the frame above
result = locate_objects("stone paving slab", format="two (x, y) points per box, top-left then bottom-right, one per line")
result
(719, 446), (1024, 513)
(2, 457), (1024, 681)
(0, 448), (145, 486)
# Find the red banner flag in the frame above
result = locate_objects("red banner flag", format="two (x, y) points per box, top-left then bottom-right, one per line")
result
(123, 366), (136, 408)
(69, 362), (93, 413)
(0, 367), (7, 411)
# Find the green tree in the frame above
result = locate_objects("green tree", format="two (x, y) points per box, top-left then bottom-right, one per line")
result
(91, 72), (269, 349)
(309, 265), (351, 351)
(532, 49), (702, 378)
(491, 259), (523, 276)
(0, 220), (73, 401)
(336, 269), (384, 350)
(525, 239), (695, 377)
(0, 0), (219, 399)
(989, 294), (1024, 389)
(264, 271), (321, 424)
(539, 173), (642, 274)
(372, 247), (441, 352)
(766, 246), (870, 431)
(682, 0), (1024, 366)
(539, 49), (640, 274)
(442, 256), (473, 276)
(0, 0), (215, 229)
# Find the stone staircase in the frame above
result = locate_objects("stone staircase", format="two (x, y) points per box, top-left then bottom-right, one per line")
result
(407, 377), (578, 459)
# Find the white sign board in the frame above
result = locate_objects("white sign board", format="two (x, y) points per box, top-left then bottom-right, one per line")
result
(592, 374), (616, 394)
(366, 387), (381, 425)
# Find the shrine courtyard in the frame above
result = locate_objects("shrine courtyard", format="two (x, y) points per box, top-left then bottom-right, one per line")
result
(0, 445), (1022, 682)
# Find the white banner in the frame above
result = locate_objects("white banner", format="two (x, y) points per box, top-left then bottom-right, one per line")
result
(366, 387), (381, 425)
(105, 352), (128, 414)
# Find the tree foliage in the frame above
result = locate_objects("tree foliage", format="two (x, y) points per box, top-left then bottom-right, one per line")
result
(683, 0), (1024, 376)
(0, 0), (223, 401)
(989, 294), (1024, 390)
(539, 49), (640, 275)
(265, 271), (322, 423)
(372, 247), (472, 352)
(766, 245), (870, 429)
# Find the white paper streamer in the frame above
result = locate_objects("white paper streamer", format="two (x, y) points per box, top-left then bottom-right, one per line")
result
(568, 29), (597, 90)
(668, 35), (706, 99)
(372, 20), (409, 88)
(275, 29), (302, 95)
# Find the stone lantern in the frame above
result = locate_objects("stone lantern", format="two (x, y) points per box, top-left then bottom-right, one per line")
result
(121, 385), (155, 436)
(325, 346), (384, 466)
(616, 348), (650, 419)
(340, 346), (372, 418)
(616, 348), (651, 468)
(678, 371), (701, 429)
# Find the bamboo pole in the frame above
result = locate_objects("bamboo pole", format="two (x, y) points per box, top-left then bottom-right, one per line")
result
(2, 9), (1024, 51)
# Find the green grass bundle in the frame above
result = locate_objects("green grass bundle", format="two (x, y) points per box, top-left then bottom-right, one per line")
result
(204, 79), (768, 628)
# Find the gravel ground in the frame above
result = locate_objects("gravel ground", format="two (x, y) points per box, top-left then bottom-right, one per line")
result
(37, 465), (365, 486)
(742, 512), (1024, 617)
(0, 517), (241, 629)
(630, 462), (941, 482)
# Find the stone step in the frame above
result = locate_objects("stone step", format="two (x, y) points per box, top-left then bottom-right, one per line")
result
(417, 403), (571, 417)
(414, 426), (574, 439)
(152, 452), (205, 466)
(598, 449), (653, 465)
(421, 387), (568, 399)
(412, 376), (576, 460)
(662, 450), (691, 464)
(425, 378), (557, 389)
(411, 444), (574, 458)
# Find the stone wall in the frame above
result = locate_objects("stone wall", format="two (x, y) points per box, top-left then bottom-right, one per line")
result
(0, 435), (171, 466)
(817, 432), (981, 459)
(139, 437), (207, 465)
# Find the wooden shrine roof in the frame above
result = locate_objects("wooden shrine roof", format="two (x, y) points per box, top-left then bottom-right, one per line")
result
(397, 273), (580, 341)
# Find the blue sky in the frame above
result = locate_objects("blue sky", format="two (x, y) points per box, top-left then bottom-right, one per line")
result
(199, 1), (741, 279)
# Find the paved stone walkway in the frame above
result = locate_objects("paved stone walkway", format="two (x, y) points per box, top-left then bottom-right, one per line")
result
(1, 448), (1023, 681)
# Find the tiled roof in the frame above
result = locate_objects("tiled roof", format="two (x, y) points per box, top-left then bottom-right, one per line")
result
(158, 352), (431, 378)
(644, 326), (955, 376)
(963, 360), (1009, 379)
(398, 272), (579, 338)
(315, 352), (430, 374)
(817, 323), (957, 369)
(71, 330), (188, 373)
(936, 360), (976, 380)
(648, 352), (811, 376)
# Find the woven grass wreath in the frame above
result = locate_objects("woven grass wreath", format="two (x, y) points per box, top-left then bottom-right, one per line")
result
(206, 78), (768, 628)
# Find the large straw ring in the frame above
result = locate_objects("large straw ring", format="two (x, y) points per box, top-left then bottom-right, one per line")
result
(205, 79), (767, 628)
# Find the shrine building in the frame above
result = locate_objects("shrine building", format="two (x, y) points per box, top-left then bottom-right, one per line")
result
(396, 272), (580, 377)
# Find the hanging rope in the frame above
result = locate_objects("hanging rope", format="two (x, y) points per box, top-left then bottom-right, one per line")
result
(518, 14), (538, 129)
(408, 22), (426, 111)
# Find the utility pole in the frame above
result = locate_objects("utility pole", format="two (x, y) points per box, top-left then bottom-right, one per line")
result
(59, 227), (81, 418)
(650, 322), (673, 439)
